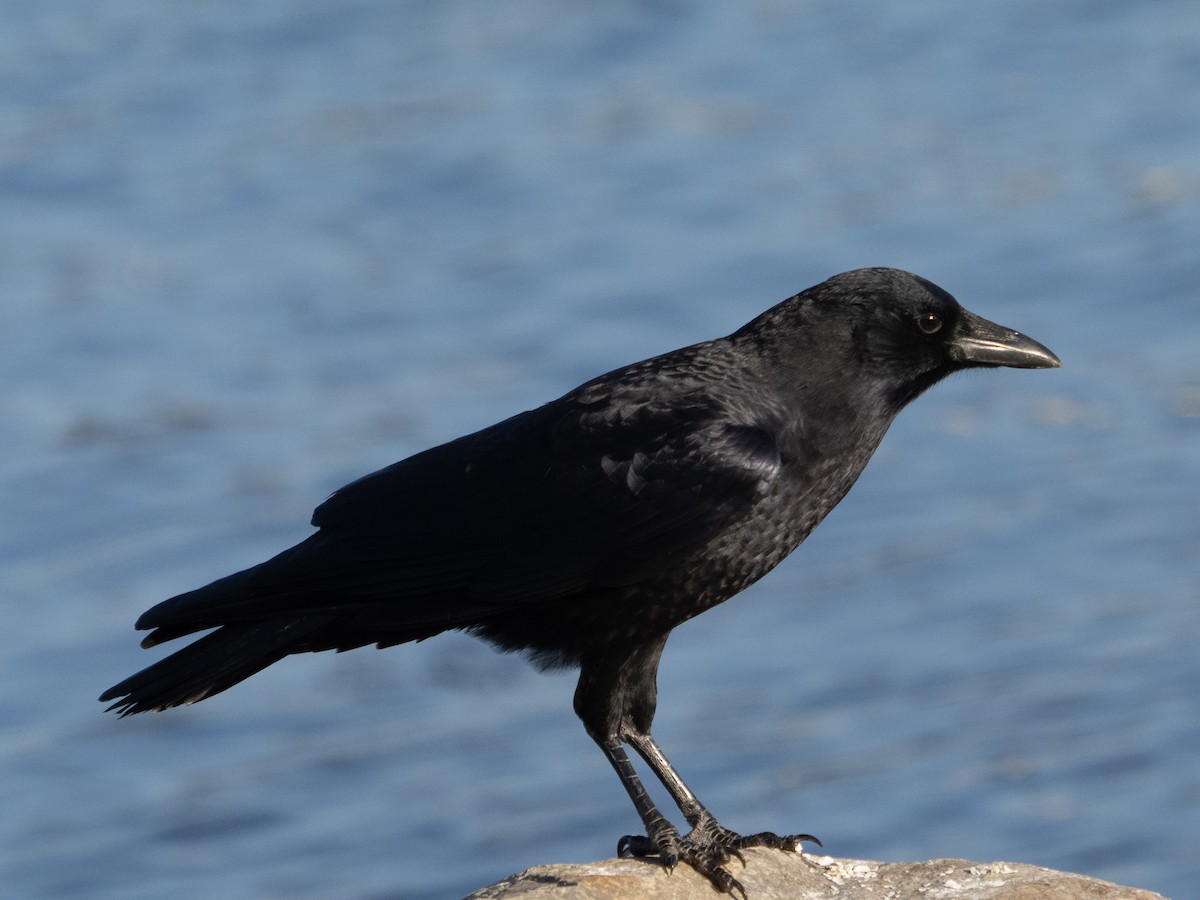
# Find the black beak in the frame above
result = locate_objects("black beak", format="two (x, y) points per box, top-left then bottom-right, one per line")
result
(949, 308), (1062, 370)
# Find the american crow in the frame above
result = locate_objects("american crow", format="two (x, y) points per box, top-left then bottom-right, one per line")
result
(101, 268), (1060, 895)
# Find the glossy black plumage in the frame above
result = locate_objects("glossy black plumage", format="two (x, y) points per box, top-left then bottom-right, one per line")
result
(101, 267), (1059, 895)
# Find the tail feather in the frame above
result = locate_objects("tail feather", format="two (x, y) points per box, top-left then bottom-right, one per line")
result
(99, 616), (335, 716)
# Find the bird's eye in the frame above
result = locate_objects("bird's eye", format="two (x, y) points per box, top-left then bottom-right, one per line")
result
(917, 313), (943, 335)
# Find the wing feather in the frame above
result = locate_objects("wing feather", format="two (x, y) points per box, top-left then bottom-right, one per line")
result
(138, 375), (786, 643)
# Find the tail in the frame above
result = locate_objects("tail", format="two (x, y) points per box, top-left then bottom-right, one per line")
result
(99, 616), (335, 716)
(101, 532), (466, 716)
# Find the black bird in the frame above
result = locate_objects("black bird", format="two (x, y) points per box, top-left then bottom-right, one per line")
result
(101, 268), (1060, 895)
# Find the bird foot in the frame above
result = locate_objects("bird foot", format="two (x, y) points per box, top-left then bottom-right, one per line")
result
(618, 815), (821, 897)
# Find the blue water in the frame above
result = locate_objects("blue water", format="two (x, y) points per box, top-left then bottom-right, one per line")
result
(3, 2), (1198, 898)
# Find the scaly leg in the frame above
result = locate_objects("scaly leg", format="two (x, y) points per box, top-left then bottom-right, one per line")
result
(623, 731), (820, 896)
(576, 637), (818, 896)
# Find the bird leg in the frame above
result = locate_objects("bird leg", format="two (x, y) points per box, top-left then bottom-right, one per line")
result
(619, 730), (821, 896)
(598, 737), (685, 867)
(578, 639), (817, 895)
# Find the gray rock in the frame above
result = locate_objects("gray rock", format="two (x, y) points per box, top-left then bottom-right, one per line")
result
(467, 850), (1167, 899)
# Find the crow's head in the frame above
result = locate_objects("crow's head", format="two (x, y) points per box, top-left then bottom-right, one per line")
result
(739, 267), (1060, 416)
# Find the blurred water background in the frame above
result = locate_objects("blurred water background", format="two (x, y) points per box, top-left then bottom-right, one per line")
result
(3, 2), (1199, 898)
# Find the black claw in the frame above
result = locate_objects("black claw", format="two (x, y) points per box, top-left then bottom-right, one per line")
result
(733, 830), (823, 853)
(618, 834), (654, 858)
(618, 821), (819, 894)
(618, 830), (681, 869)
(697, 861), (742, 898)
